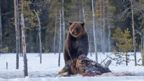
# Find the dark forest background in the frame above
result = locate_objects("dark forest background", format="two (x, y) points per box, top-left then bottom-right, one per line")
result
(0, 0), (144, 53)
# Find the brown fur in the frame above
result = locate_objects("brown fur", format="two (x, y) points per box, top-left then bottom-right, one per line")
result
(58, 59), (78, 75)
(59, 21), (89, 76)
(64, 22), (89, 65)
(59, 55), (109, 76)
(69, 22), (86, 38)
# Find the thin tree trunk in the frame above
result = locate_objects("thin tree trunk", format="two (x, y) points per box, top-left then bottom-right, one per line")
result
(17, 0), (21, 55)
(106, 0), (111, 52)
(21, 0), (28, 76)
(53, 16), (57, 54)
(61, 0), (65, 52)
(82, 0), (86, 22)
(34, 11), (42, 64)
(78, 0), (83, 21)
(142, 50), (144, 66)
(92, 0), (98, 62)
(102, 0), (106, 54)
(14, 0), (20, 69)
(0, 0), (2, 53)
(141, 33), (144, 66)
(21, 13), (28, 77)
(97, 0), (103, 53)
(130, 0), (137, 66)
(108, 26), (111, 52)
(125, 53), (128, 66)
(58, 11), (62, 67)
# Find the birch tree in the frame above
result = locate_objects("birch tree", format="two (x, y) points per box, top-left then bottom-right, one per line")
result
(101, 0), (106, 54)
(106, 0), (112, 52)
(98, 0), (104, 53)
(34, 11), (42, 64)
(61, 0), (65, 52)
(53, 16), (57, 54)
(58, 10), (62, 67)
(21, 13), (28, 76)
(14, 0), (20, 69)
(130, 0), (137, 66)
(21, 0), (28, 77)
(92, 0), (98, 62)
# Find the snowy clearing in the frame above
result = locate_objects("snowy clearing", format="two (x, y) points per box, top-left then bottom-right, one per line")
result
(0, 53), (144, 81)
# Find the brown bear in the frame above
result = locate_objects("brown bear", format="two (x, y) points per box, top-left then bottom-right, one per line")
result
(59, 21), (89, 76)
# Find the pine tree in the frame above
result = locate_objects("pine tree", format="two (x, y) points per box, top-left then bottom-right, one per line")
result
(112, 28), (132, 66)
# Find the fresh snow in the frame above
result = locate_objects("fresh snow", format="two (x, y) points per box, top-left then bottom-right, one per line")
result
(0, 53), (144, 81)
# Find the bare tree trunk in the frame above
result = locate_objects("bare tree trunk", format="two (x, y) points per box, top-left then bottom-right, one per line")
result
(53, 16), (57, 54)
(34, 11), (42, 64)
(21, 0), (28, 76)
(130, 0), (137, 66)
(58, 11), (62, 67)
(125, 53), (128, 66)
(78, 0), (83, 21)
(82, 0), (86, 22)
(141, 33), (144, 65)
(17, 0), (21, 55)
(61, 0), (65, 52)
(105, 0), (111, 52)
(101, 0), (106, 54)
(107, 26), (111, 52)
(97, 0), (103, 53)
(0, 0), (2, 53)
(92, 0), (98, 62)
(14, 0), (20, 69)
(21, 13), (28, 77)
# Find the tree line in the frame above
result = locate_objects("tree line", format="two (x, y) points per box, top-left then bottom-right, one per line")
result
(0, 0), (144, 54)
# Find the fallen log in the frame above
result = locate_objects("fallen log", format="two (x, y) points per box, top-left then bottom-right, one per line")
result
(59, 55), (111, 76)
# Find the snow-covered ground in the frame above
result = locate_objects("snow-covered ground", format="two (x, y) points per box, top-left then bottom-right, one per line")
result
(0, 53), (144, 81)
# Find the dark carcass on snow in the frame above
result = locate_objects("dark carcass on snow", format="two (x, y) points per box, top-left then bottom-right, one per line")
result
(59, 55), (111, 76)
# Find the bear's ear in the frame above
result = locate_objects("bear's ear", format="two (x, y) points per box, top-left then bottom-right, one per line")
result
(69, 22), (73, 25)
(81, 22), (85, 27)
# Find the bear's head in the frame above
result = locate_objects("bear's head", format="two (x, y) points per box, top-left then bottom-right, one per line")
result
(69, 22), (85, 38)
